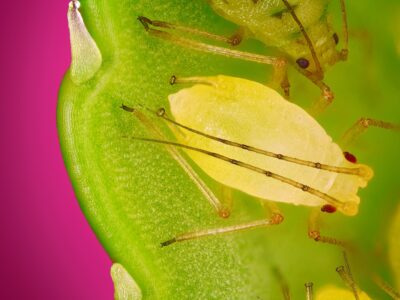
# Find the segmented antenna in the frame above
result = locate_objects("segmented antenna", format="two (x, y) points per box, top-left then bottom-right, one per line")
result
(281, 0), (323, 78)
(151, 106), (372, 180)
(128, 135), (347, 209)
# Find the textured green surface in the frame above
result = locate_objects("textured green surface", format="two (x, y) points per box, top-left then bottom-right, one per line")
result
(58, 0), (400, 298)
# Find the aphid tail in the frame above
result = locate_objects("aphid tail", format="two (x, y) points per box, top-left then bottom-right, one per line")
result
(328, 163), (373, 216)
(357, 164), (374, 183)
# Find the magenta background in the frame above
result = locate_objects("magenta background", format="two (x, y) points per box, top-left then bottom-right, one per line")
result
(0, 1), (113, 299)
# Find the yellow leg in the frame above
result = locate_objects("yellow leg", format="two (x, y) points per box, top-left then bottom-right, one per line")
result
(272, 267), (291, 300)
(305, 282), (314, 300)
(341, 117), (400, 148)
(161, 200), (284, 247)
(372, 274), (400, 300)
(121, 105), (230, 219)
(308, 208), (346, 247)
(138, 16), (290, 96)
(138, 16), (246, 46)
(308, 81), (334, 116)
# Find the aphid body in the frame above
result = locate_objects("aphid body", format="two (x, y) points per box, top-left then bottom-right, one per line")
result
(168, 75), (372, 216)
(207, 0), (344, 78)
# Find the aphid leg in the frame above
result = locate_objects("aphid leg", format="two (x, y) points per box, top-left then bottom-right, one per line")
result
(308, 208), (346, 247)
(340, 117), (400, 148)
(169, 75), (217, 87)
(336, 266), (360, 300)
(272, 267), (291, 300)
(308, 81), (334, 116)
(138, 16), (246, 46)
(372, 274), (400, 299)
(304, 282), (314, 300)
(336, 251), (360, 299)
(160, 200), (284, 247)
(219, 185), (233, 218)
(261, 201), (285, 225)
(121, 105), (230, 219)
(338, 0), (349, 60)
(138, 16), (289, 95)
(271, 58), (291, 98)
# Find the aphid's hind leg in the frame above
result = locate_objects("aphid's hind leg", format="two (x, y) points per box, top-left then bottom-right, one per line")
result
(121, 104), (230, 219)
(160, 200), (284, 247)
(372, 274), (400, 299)
(340, 117), (400, 148)
(272, 267), (291, 300)
(138, 16), (247, 46)
(308, 208), (347, 247)
(138, 16), (290, 96)
(336, 251), (360, 299)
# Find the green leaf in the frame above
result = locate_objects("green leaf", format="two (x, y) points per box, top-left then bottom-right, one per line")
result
(58, 0), (400, 298)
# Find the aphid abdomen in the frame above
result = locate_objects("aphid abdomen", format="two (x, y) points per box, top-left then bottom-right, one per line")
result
(168, 76), (371, 214)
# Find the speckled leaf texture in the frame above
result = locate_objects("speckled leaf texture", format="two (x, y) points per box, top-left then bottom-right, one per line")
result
(58, 0), (400, 299)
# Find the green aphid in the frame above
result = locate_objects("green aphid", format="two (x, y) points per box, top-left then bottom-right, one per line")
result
(138, 0), (349, 114)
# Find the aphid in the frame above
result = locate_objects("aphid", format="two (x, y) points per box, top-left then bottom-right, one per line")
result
(138, 0), (350, 114)
(123, 75), (398, 247)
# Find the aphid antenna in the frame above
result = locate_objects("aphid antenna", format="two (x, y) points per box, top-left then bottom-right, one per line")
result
(120, 104), (231, 219)
(127, 135), (348, 210)
(281, 0), (323, 79)
(148, 106), (372, 181)
(304, 282), (314, 300)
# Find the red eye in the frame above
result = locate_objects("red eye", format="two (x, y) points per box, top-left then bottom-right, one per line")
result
(343, 151), (357, 163)
(321, 205), (337, 213)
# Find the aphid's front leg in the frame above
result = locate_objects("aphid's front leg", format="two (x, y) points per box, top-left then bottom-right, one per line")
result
(271, 58), (290, 98)
(138, 16), (290, 96)
(340, 117), (400, 148)
(307, 208), (346, 247)
(160, 200), (284, 247)
(309, 80), (335, 116)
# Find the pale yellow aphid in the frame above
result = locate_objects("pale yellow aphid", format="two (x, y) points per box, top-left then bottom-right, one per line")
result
(166, 75), (373, 216)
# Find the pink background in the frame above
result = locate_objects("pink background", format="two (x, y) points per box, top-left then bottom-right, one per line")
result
(0, 1), (113, 299)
